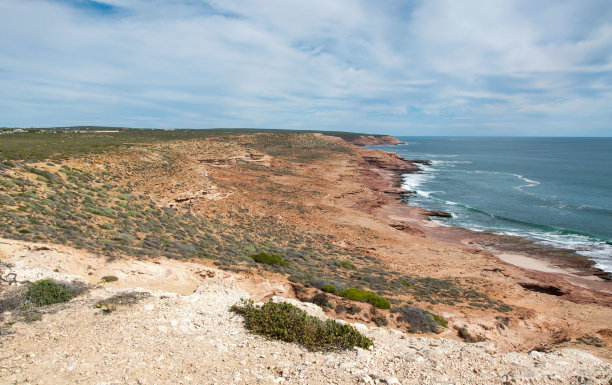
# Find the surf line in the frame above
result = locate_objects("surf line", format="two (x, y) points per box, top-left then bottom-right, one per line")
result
(513, 174), (540, 190)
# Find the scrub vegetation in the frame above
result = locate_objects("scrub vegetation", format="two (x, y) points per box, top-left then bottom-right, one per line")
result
(0, 128), (513, 336)
(231, 299), (373, 351)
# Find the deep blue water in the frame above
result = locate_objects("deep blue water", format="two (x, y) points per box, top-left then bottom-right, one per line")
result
(371, 137), (612, 273)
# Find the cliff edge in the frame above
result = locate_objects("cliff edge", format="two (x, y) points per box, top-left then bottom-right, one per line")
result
(1, 239), (611, 385)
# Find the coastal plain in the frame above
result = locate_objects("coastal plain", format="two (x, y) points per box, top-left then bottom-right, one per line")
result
(0, 130), (611, 383)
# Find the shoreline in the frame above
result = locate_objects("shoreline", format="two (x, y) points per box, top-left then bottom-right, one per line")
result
(2, 132), (611, 360)
(353, 143), (612, 304)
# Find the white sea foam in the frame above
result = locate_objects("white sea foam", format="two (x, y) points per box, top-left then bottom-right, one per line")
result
(487, 228), (612, 274)
(513, 174), (540, 190)
(430, 160), (472, 168)
(538, 234), (612, 273)
(401, 173), (433, 192)
(417, 190), (444, 198)
(425, 154), (460, 158)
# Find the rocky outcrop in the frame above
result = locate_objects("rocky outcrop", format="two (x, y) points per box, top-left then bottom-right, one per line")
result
(423, 210), (453, 219)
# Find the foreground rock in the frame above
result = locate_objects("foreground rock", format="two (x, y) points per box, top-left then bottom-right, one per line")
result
(1, 240), (610, 385)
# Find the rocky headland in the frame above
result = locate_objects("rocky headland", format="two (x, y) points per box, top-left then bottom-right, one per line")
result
(0, 131), (611, 384)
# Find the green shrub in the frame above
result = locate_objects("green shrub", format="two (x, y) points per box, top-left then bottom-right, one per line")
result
(100, 275), (119, 283)
(427, 312), (448, 328)
(95, 301), (116, 313)
(322, 284), (337, 294)
(340, 261), (356, 269)
(25, 279), (83, 306)
(453, 325), (483, 343)
(339, 288), (390, 309)
(248, 252), (288, 266)
(231, 299), (372, 351)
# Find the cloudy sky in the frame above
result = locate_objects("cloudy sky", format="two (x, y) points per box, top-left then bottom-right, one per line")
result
(1, 0), (611, 135)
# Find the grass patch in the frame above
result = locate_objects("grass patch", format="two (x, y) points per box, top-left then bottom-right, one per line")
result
(248, 252), (288, 266)
(231, 299), (372, 351)
(339, 288), (390, 309)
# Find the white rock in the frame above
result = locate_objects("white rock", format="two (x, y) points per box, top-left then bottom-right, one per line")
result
(383, 376), (400, 384)
(352, 323), (369, 333)
(356, 348), (371, 363)
(403, 352), (425, 363)
(143, 304), (155, 311)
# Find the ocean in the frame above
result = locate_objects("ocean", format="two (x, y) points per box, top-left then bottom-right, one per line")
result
(371, 137), (612, 274)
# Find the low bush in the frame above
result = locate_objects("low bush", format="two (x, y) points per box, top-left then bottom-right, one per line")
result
(248, 252), (288, 266)
(322, 284), (337, 294)
(340, 261), (356, 269)
(0, 286), (27, 314)
(231, 299), (372, 351)
(427, 312), (448, 328)
(577, 335), (605, 347)
(371, 315), (388, 327)
(94, 291), (150, 313)
(25, 278), (86, 306)
(347, 304), (361, 315)
(100, 275), (119, 283)
(311, 293), (332, 308)
(339, 288), (390, 309)
(394, 305), (443, 333)
(454, 325), (483, 343)
(335, 303), (361, 315)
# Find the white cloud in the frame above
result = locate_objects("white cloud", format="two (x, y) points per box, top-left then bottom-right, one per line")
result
(0, 0), (611, 135)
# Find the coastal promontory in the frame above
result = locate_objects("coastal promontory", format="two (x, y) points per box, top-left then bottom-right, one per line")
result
(0, 129), (610, 384)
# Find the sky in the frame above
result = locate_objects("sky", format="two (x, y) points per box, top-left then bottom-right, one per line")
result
(1, 0), (611, 136)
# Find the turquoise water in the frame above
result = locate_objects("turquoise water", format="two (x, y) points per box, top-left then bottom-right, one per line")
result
(372, 137), (612, 273)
